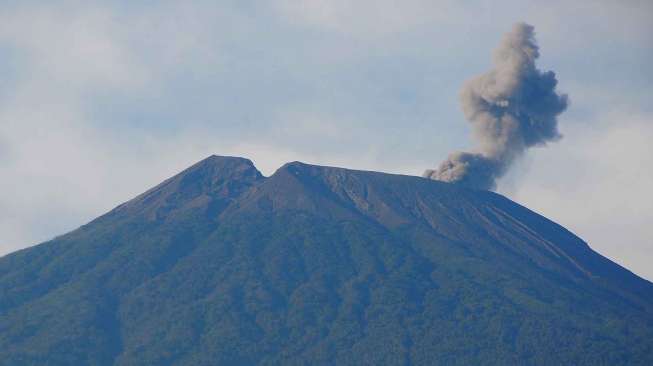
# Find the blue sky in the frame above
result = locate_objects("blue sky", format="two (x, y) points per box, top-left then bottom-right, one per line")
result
(1, 0), (652, 279)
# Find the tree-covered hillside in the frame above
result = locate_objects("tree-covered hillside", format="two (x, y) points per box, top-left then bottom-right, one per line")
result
(1, 156), (651, 365)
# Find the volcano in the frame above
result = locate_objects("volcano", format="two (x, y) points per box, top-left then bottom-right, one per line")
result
(1, 155), (652, 365)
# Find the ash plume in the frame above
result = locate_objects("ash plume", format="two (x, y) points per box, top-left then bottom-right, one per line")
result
(424, 22), (568, 190)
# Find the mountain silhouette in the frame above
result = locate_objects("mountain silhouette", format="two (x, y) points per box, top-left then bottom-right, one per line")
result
(1, 155), (651, 365)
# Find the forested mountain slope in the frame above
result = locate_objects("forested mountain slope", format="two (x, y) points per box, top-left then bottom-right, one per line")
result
(1, 156), (651, 365)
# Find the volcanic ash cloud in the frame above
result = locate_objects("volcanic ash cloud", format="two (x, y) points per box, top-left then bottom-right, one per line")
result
(424, 22), (569, 190)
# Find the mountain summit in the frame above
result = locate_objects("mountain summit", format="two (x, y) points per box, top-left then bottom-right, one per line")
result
(1, 156), (652, 365)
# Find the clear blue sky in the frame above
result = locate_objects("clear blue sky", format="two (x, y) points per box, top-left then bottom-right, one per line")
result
(1, 0), (652, 280)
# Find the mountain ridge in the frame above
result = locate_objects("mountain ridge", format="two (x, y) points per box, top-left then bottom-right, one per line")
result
(0, 155), (651, 365)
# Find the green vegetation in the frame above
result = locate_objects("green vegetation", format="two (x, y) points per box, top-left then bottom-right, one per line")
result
(0, 156), (651, 365)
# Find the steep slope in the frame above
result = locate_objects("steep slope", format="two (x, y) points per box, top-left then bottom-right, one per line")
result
(0, 156), (263, 364)
(0, 156), (651, 365)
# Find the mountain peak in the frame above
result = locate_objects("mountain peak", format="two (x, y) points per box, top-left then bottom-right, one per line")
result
(193, 154), (260, 174)
(110, 155), (263, 221)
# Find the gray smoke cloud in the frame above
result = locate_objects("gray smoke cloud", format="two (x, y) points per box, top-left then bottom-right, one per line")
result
(424, 22), (568, 190)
